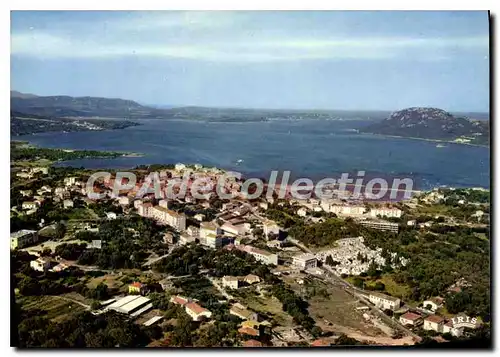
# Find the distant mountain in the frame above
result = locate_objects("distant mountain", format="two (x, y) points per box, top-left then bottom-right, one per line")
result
(10, 91), (171, 119)
(360, 107), (489, 146)
(11, 90), (38, 99)
(11, 110), (139, 136)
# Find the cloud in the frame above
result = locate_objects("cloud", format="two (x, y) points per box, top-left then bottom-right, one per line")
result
(10, 12), (489, 62)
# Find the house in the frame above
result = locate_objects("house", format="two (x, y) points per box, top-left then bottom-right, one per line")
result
(64, 177), (77, 186)
(263, 219), (280, 238)
(185, 302), (212, 321)
(424, 315), (445, 332)
(423, 297), (444, 312)
(194, 213), (206, 221)
(237, 245), (278, 265)
(30, 257), (52, 272)
(129, 282), (147, 295)
(19, 190), (33, 197)
(106, 212), (117, 220)
(368, 292), (401, 311)
(151, 206), (187, 231)
(63, 199), (74, 209)
(222, 276), (241, 289)
(138, 202), (153, 217)
(292, 253), (317, 270)
(200, 221), (220, 239)
(442, 320), (463, 337)
(369, 207), (402, 218)
(51, 262), (70, 272)
(163, 232), (175, 244)
(297, 207), (308, 217)
(204, 233), (223, 249)
(11, 230), (38, 249)
(230, 305), (258, 321)
(179, 232), (195, 245)
(170, 295), (190, 306)
(399, 312), (423, 326)
(175, 163), (186, 171)
(242, 339), (263, 347)
(186, 226), (199, 238)
(311, 339), (332, 347)
(238, 327), (260, 337)
(244, 274), (261, 284)
(22, 201), (39, 210)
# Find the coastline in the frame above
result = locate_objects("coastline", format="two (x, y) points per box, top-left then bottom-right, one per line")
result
(363, 133), (489, 148)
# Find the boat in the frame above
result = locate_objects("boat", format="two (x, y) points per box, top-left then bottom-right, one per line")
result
(236, 159), (244, 165)
(436, 144), (447, 148)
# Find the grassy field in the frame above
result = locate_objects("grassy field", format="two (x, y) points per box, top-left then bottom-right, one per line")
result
(231, 287), (294, 327)
(17, 295), (88, 323)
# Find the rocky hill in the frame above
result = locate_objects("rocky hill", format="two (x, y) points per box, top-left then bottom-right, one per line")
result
(360, 107), (489, 146)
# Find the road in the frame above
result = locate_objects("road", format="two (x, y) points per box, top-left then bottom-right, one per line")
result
(52, 295), (91, 310)
(288, 237), (421, 342)
(207, 276), (233, 300)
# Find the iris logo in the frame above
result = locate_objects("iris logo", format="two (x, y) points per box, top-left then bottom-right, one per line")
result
(451, 315), (478, 329)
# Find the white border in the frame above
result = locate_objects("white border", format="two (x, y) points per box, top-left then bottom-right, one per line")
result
(3, 1), (496, 356)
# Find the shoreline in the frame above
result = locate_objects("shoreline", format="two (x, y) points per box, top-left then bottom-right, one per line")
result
(364, 133), (489, 148)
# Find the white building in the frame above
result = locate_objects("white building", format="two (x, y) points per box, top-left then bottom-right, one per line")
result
(222, 276), (240, 289)
(30, 257), (51, 272)
(118, 196), (131, 206)
(175, 163), (187, 171)
(368, 292), (401, 311)
(63, 199), (74, 209)
(369, 208), (402, 218)
(400, 312), (423, 326)
(200, 222), (220, 239)
(151, 206), (186, 231)
(106, 295), (152, 317)
(292, 253), (318, 270)
(185, 302), (212, 321)
(424, 315), (445, 332)
(64, 177), (77, 186)
(204, 233), (223, 249)
(237, 245), (278, 265)
(11, 230), (38, 250)
(442, 320), (463, 337)
(297, 208), (308, 217)
(22, 201), (39, 210)
(194, 213), (206, 221)
(423, 297), (444, 312)
(138, 202), (153, 217)
(106, 212), (117, 220)
(263, 219), (280, 238)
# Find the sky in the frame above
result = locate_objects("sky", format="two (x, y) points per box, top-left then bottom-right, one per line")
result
(11, 11), (490, 112)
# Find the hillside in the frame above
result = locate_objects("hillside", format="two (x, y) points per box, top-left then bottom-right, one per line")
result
(10, 91), (170, 119)
(11, 111), (140, 136)
(360, 107), (489, 146)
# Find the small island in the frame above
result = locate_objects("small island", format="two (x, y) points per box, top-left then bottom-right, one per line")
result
(11, 141), (141, 163)
(360, 107), (489, 147)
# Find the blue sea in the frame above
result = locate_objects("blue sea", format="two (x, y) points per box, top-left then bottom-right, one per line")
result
(19, 119), (490, 190)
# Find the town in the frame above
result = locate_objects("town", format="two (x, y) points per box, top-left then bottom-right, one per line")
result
(11, 158), (490, 347)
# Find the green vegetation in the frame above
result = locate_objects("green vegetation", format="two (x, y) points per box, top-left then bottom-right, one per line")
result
(11, 142), (125, 162)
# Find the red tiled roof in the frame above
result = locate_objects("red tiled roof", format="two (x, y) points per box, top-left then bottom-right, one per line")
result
(185, 302), (208, 315)
(401, 312), (422, 321)
(171, 296), (189, 305)
(243, 339), (263, 347)
(425, 315), (445, 324)
(238, 327), (260, 336)
(130, 282), (144, 288)
(311, 339), (331, 347)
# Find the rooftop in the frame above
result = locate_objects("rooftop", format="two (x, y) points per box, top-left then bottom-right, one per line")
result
(185, 302), (208, 315)
(242, 339), (263, 347)
(425, 314), (445, 324)
(401, 312), (422, 321)
(369, 291), (400, 303)
(11, 229), (37, 239)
